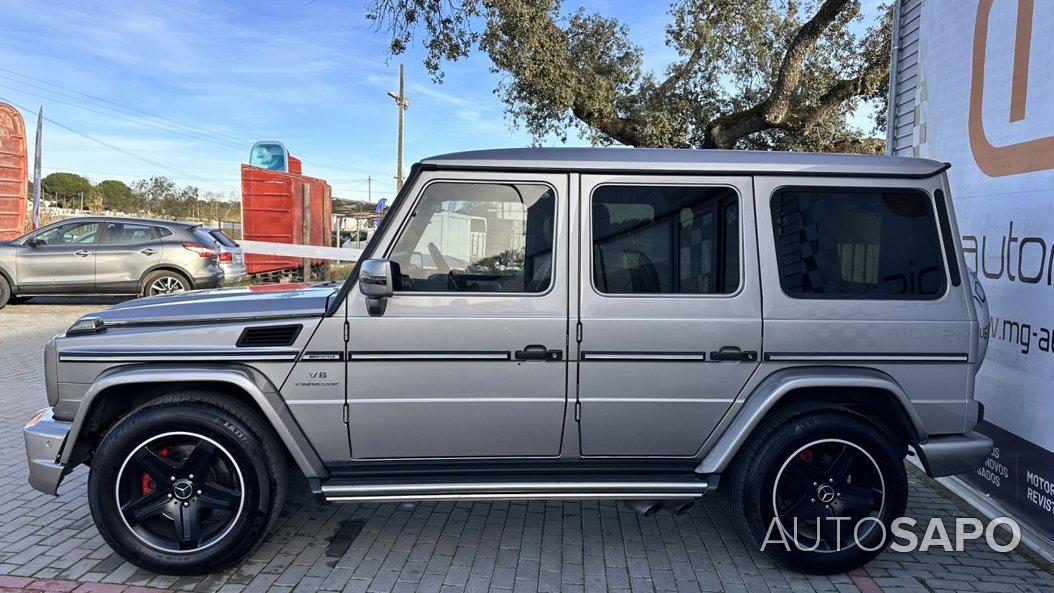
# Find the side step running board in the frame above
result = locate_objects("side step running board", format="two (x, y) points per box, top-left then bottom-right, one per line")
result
(319, 478), (711, 503)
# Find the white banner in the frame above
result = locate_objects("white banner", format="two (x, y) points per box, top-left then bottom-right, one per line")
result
(914, 0), (1054, 538)
(239, 240), (363, 262)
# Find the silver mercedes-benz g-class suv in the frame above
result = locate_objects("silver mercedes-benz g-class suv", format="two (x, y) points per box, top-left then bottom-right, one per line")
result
(24, 148), (992, 575)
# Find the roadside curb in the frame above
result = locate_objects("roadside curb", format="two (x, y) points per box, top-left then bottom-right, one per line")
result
(0, 576), (187, 593)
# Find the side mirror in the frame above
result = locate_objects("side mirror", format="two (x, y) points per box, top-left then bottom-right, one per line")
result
(359, 259), (395, 316)
(25, 237), (44, 247)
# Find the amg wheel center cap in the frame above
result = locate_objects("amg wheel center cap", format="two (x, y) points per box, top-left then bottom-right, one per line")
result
(173, 479), (194, 501)
(816, 483), (836, 504)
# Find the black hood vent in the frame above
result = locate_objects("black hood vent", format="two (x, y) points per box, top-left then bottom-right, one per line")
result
(237, 324), (303, 348)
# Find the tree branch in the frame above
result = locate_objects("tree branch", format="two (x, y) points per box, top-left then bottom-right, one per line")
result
(782, 49), (889, 131)
(764, 0), (851, 124)
(702, 0), (854, 148)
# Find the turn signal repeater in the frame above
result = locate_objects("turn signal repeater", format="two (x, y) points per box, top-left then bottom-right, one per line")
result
(66, 316), (106, 336)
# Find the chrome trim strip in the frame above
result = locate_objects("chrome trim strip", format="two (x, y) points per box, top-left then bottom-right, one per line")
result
(582, 352), (707, 361)
(59, 349), (300, 362)
(765, 353), (969, 363)
(320, 481), (708, 495)
(102, 313), (324, 328)
(348, 351), (512, 361)
(326, 492), (702, 503)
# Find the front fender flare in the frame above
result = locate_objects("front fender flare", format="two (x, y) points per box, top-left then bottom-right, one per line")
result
(60, 364), (329, 480)
(695, 366), (928, 474)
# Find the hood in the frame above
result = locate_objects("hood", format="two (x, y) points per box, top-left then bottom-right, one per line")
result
(89, 282), (339, 326)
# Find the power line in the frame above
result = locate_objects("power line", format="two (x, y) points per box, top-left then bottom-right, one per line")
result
(2, 97), (221, 183)
(0, 67), (395, 178)
(0, 67), (249, 145)
(0, 81), (248, 150)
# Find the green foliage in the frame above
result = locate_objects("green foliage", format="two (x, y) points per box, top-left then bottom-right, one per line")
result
(95, 179), (143, 213)
(366, 0), (891, 152)
(37, 173), (238, 223)
(41, 172), (92, 199)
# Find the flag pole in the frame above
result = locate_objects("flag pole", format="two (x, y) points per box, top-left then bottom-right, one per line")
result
(31, 106), (42, 229)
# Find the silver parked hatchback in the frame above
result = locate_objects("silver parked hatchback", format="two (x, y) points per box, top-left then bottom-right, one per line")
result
(23, 149), (992, 576)
(0, 216), (223, 306)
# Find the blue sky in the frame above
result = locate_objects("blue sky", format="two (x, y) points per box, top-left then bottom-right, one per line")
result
(0, 0), (883, 204)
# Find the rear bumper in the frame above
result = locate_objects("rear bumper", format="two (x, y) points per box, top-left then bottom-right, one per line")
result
(24, 408), (71, 496)
(915, 431), (993, 478)
(193, 270), (224, 289)
(220, 263), (248, 284)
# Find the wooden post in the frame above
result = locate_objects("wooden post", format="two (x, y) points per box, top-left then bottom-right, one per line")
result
(301, 183), (311, 283)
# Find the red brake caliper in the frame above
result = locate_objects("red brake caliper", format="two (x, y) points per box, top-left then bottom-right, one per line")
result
(141, 447), (170, 495)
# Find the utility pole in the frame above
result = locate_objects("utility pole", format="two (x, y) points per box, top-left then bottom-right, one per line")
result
(387, 64), (409, 190)
(367, 176), (372, 203)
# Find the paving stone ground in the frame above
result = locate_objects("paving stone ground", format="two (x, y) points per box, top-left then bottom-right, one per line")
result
(1, 299), (1052, 593)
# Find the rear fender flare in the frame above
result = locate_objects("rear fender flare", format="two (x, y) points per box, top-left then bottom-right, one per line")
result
(60, 364), (328, 479)
(696, 366), (928, 474)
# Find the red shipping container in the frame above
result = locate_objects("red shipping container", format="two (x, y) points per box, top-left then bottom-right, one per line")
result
(240, 160), (333, 276)
(0, 103), (27, 241)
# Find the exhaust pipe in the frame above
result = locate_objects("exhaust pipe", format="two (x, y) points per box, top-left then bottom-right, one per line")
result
(664, 500), (696, 515)
(624, 500), (663, 516)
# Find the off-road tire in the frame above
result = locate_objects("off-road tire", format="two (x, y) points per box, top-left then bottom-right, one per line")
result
(88, 392), (287, 575)
(728, 406), (908, 574)
(140, 270), (192, 297)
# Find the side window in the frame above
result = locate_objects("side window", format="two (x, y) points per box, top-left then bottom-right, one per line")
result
(155, 227), (174, 238)
(101, 222), (156, 245)
(34, 222), (99, 245)
(389, 182), (556, 293)
(771, 188), (945, 298)
(592, 185), (740, 295)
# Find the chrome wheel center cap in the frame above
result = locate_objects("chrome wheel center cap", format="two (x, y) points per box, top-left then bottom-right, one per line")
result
(173, 479), (194, 501)
(816, 483), (836, 504)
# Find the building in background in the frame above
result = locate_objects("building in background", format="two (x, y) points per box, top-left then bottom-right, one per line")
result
(888, 0), (1054, 546)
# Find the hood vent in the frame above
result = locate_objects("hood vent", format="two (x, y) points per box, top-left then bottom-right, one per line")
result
(237, 324), (303, 348)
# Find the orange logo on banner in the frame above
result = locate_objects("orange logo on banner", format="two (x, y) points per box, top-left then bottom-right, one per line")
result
(969, 0), (1053, 176)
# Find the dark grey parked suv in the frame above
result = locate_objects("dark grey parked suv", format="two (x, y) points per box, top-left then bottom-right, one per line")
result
(0, 216), (223, 307)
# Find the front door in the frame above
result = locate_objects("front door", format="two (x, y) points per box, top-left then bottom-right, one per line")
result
(16, 220), (101, 293)
(576, 175), (762, 456)
(94, 220), (162, 293)
(345, 171), (569, 459)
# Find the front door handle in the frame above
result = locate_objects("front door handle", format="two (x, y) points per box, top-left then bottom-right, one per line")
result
(140, 248), (158, 256)
(709, 346), (758, 362)
(73, 250), (92, 258)
(514, 345), (563, 361)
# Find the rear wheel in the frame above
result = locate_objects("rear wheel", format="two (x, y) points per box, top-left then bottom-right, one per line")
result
(729, 408), (908, 574)
(0, 275), (10, 308)
(141, 270), (190, 296)
(88, 393), (286, 574)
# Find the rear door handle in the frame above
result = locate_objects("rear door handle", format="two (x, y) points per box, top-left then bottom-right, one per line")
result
(140, 248), (158, 256)
(73, 250), (92, 258)
(514, 345), (563, 361)
(709, 346), (758, 362)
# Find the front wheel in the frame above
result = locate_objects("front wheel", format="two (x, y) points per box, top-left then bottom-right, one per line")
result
(729, 409), (908, 574)
(88, 394), (287, 574)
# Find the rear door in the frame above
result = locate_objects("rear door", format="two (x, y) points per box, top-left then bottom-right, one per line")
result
(16, 220), (100, 292)
(575, 175), (762, 456)
(94, 220), (162, 293)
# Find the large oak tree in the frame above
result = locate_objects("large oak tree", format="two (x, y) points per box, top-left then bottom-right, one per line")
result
(367, 0), (892, 152)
